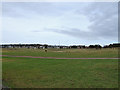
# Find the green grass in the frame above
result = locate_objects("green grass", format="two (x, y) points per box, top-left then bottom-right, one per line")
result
(2, 48), (118, 58)
(2, 48), (118, 88)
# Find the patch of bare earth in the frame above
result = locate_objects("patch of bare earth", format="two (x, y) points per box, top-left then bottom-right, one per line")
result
(53, 51), (64, 52)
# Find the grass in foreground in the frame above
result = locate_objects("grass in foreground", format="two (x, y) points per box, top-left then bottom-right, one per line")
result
(3, 57), (118, 88)
(2, 48), (118, 88)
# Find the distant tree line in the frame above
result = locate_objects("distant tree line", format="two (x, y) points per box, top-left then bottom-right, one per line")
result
(0, 43), (120, 49)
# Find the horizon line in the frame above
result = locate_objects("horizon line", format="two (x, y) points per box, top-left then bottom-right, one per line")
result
(0, 42), (119, 46)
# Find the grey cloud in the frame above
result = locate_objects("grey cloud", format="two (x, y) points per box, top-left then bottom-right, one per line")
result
(45, 27), (103, 40)
(77, 2), (117, 21)
(2, 2), (31, 18)
(2, 2), (90, 18)
(44, 2), (118, 40)
(75, 2), (118, 40)
(2, 2), (66, 17)
(2, 2), (118, 42)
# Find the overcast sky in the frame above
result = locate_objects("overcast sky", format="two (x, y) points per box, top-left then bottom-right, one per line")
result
(2, 2), (118, 46)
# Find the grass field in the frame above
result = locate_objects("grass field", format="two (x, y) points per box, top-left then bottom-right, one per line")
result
(2, 48), (118, 88)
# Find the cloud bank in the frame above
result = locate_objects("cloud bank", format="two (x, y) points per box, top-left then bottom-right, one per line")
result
(2, 2), (118, 45)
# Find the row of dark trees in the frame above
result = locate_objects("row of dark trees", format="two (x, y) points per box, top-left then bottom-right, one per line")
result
(103, 43), (120, 48)
(0, 43), (120, 49)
